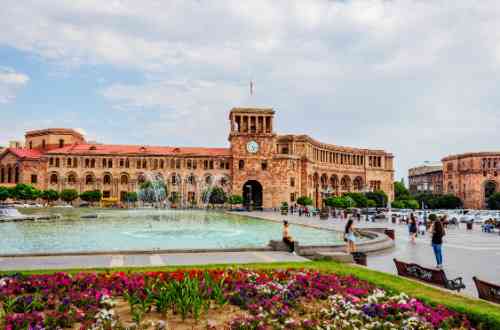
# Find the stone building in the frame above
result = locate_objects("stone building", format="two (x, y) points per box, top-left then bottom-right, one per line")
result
(442, 152), (500, 209)
(408, 164), (443, 195)
(0, 107), (394, 209)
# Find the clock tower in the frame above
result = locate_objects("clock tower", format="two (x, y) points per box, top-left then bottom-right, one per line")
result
(229, 107), (276, 209)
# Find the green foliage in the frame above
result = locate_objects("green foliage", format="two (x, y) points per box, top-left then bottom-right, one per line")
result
(281, 201), (289, 211)
(365, 190), (388, 208)
(124, 191), (138, 203)
(325, 196), (355, 209)
(366, 199), (377, 207)
(415, 193), (462, 209)
(40, 189), (59, 203)
(428, 213), (438, 222)
(394, 181), (411, 200)
(296, 196), (313, 206)
(391, 200), (405, 209)
(60, 189), (79, 203)
(343, 192), (369, 207)
(0, 186), (10, 201)
(10, 184), (40, 201)
(487, 192), (500, 210)
(404, 199), (420, 209)
(202, 187), (226, 205)
(227, 194), (243, 205)
(79, 190), (102, 204)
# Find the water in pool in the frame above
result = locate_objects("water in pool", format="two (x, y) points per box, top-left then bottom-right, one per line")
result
(0, 209), (343, 254)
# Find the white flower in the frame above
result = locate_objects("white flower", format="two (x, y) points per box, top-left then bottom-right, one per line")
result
(0, 278), (8, 288)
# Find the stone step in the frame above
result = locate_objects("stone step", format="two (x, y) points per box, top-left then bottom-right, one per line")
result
(312, 251), (354, 263)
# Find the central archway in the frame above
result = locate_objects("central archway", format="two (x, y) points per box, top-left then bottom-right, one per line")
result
(242, 180), (263, 210)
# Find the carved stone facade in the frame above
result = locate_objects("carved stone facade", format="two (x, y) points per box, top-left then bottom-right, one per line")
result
(0, 107), (394, 208)
(442, 152), (500, 209)
(408, 164), (443, 195)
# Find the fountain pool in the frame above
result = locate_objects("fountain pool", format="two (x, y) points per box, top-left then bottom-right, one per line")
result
(0, 209), (343, 254)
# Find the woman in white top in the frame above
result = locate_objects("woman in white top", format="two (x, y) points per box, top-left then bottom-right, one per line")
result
(344, 219), (357, 253)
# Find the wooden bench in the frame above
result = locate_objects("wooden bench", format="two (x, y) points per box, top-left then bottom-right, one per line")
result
(473, 277), (500, 304)
(393, 259), (465, 292)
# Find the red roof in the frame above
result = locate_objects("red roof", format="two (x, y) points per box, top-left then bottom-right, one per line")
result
(1, 148), (43, 160)
(46, 144), (231, 157)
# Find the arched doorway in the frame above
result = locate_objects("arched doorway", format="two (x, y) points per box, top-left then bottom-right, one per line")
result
(484, 181), (497, 203)
(242, 180), (263, 210)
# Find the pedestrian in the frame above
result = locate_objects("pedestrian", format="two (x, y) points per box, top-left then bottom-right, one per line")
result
(409, 214), (417, 244)
(430, 218), (446, 269)
(418, 220), (426, 236)
(282, 221), (296, 255)
(344, 219), (357, 254)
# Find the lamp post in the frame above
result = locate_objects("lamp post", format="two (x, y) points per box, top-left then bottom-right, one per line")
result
(362, 184), (373, 222)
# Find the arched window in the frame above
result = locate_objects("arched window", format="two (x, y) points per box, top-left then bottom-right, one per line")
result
(171, 174), (178, 185)
(85, 174), (94, 185)
(73, 157), (78, 168)
(238, 160), (245, 170)
(14, 167), (19, 183)
(187, 175), (195, 185)
(205, 175), (213, 185)
(120, 175), (128, 185)
(68, 173), (77, 184)
(102, 159), (107, 168)
(353, 177), (363, 191)
(55, 158), (60, 167)
(103, 174), (112, 185)
(90, 159), (95, 168)
(341, 176), (351, 191)
(108, 159), (113, 168)
(220, 177), (228, 186)
(0, 167), (4, 183)
(67, 158), (72, 167)
(50, 173), (58, 184)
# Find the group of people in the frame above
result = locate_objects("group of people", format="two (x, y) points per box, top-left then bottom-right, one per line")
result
(482, 218), (500, 233)
(281, 218), (358, 255)
(408, 213), (446, 269)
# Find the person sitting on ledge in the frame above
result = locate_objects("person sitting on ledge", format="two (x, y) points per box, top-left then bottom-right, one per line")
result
(282, 221), (296, 255)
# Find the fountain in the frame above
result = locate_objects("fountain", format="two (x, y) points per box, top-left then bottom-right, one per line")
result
(137, 172), (168, 208)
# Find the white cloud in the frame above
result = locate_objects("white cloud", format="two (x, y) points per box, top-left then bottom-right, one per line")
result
(2, 1), (500, 178)
(0, 67), (29, 103)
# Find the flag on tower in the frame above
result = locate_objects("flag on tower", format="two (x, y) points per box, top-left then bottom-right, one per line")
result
(250, 80), (254, 96)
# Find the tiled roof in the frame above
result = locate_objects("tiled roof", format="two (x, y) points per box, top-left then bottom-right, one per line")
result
(46, 144), (231, 157)
(1, 148), (43, 160)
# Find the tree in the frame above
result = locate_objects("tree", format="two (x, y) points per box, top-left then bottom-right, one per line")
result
(438, 194), (462, 209)
(404, 199), (420, 209)
(40, 189), (59, 204)
(11, 184), (40, 201)
(343, 192), (369, 207)
(60, 189), (79, 204)
(80, 190), (102, 205)
(296, 196), (313, 207)
(394, 181), (411, 201)
(325, 196), (353, 209)
(487, 192), (500, 210)
(124, 192), (138, 203)
(365, 190), (388, 208)
(0, 187), (10, 201)
(202, 187), (226, 205)
(391, 200), (405, 209)
(227, 194), (243, 208)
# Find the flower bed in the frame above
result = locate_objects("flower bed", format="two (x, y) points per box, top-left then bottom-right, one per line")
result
(0, 269), (474, 329)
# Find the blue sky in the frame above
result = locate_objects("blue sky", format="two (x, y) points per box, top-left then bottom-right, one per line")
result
(1, 0), (500, 180)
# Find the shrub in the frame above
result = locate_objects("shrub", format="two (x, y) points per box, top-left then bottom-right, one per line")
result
(202, 187), (226, 205)
(80, 190), (102, 205)
(0, 186), (10, 201)
(296, 196), (313, 206)
(227, 195), (243, 205)
(365, 190), (388, 208)
(40, 189), (59, 204)
(404, 199), (420, 209)
(487, 192), (500, 210)
(60, 189), (79, 204)
(391, 200), (405, 209)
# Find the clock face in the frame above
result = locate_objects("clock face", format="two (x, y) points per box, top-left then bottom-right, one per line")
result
(246, 140), (259, 153)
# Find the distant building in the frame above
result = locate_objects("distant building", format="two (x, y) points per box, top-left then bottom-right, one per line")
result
(0, 107), (394, 208)
(9, 141), (22, 148)
(408, 164), (443, 195)
(442, 152), (500, 209)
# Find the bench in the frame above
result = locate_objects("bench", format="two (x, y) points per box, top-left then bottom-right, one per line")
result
(473, 277), (500, 304)
(393, 259), (465, 292)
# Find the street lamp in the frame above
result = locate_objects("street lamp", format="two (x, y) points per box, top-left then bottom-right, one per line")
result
(362, 184), (373, 222)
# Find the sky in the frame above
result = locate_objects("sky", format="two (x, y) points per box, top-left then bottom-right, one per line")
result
(1, 0), (500, 181)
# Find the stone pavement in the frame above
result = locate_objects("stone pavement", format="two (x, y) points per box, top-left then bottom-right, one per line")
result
(241, 211), (500, 297)
(0, 251), (308, 271)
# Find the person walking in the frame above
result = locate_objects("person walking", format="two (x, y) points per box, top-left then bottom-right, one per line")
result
(282, 221), (296, 255)
(344, 219), (357, 254)
(430, 218), (446, 269)
(409, 214), (417, 244)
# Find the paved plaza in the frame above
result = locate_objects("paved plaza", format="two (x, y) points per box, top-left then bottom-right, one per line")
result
(242, 211), (500, 297)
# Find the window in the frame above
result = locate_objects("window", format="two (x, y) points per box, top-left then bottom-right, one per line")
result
(90, 159), (95, 168)
(142, 159), (147, 169)
(120, 175), (128, 185)
(85, 175), (94, 184)
(205, 175), (213, 185)
(204, 160), (209, 170)
(50, 174), (58, 184)
(187, 175), (195, 185)
(193, 160), (197, 169)
(85, 159), (90, 168)
(31, 174), (37, 184)
(261, 160), (268, 171)
(49, 158), (54, 166)
(137, 160), (141, 169)
(59, 139), (64, 148)
(187, 159), (192, 169)
(102, 159), (107, 168)
(290, 177), (295, 187)
(209, 160), (214, 169)
(55, 158), (60, 167)
(103, 174), (111, 185)
(176, 159), (181, 169)
(120, 159), (124, 167)
(160, 160), (164, 169)
(42, 140), (46, 149)
(171, 174), (178, 185)
(29, 141), (33, 149)
(125, 159), (129, 168)
(68, 174), (76, 184)
(239, 160), (245, 170)
(290, 193), (296, 202)
(108, 159), (113, 168)
(103, 191), (111, 198)
(220, 177), (228, 186)
(67, 158), (72, 167)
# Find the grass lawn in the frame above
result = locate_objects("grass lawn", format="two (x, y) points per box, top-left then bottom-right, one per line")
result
(3, 260), (499, 329)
